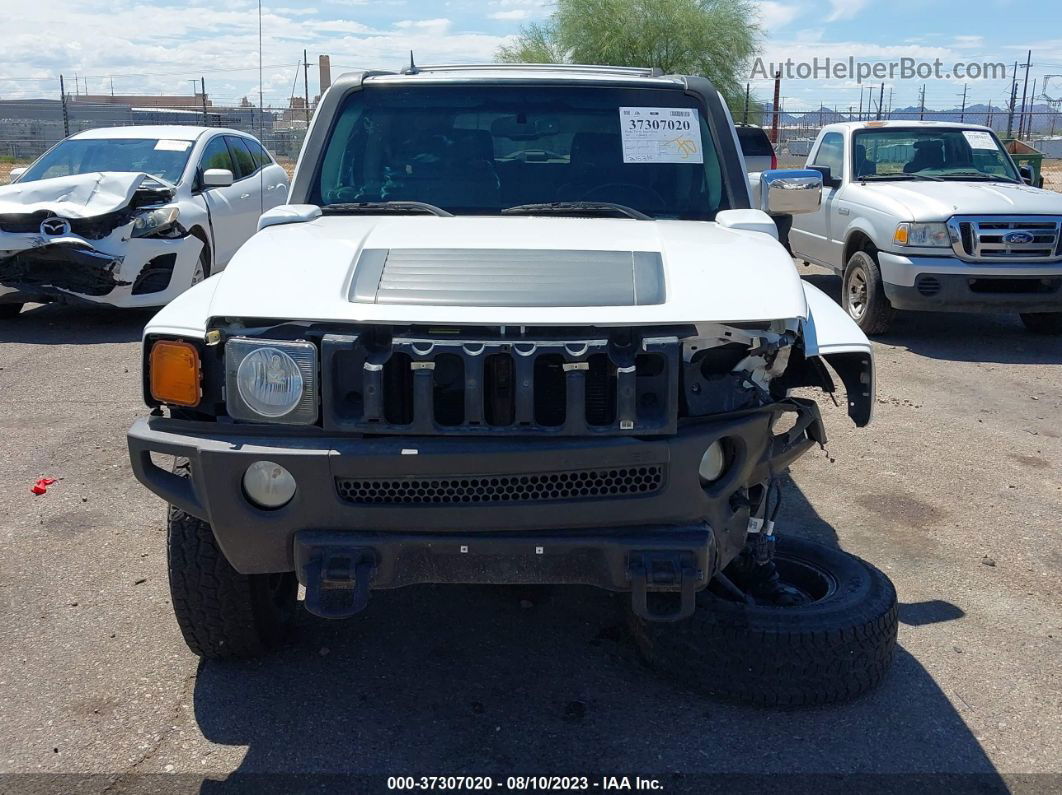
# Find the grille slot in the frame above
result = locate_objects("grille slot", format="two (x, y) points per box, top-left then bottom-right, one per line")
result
(948, 216), (1062, 262)
(915, 275), (941, 296)
(336, 465), (665, 505)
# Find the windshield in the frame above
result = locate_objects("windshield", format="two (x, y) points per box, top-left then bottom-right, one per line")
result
(312, 84), (730, 220)
(19, 138), (193, 184)
(852, 128), (1020, 181)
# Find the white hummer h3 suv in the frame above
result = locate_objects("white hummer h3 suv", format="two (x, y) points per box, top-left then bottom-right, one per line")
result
(128, 64), (897, 706)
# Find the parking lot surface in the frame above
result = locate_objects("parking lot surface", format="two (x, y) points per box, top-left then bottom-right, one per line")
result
(0, 265), (1059, 790)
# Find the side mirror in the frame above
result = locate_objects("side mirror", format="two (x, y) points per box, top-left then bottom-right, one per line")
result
(7, 167), (26, 183)
(807, 165), (840, 188)
(1019, 165), (1034, 186)
(759, 169), (823, 216)
(202, 168), (234, 188)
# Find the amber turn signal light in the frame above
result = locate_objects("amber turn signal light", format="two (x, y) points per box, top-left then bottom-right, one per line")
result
(149, 340), (201, 407)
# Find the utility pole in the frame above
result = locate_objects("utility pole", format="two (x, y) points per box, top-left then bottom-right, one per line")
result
(986, 100), (993, 129)
(59, 74), (70, 137)
(919, 84), (926, 120)
(303, 48), (311, 125)
(1017, 49), (1032, 138)
(876, 82), (884, 120)
(857, 86), (864, 121)
(109, 76), (114, 97)
(1006, 61), (1019, 137)
(770, 70), (781, 144)
(887, 87), (893, 118)
(1024, 78), (1037, 137)
(848, 105), (854, 122)
(742, 82), (750, 125)
(959, 83), (967, 122)
(201, 77), (208, 126)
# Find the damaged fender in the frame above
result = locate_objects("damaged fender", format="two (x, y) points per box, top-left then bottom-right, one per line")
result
(800, 282), (875, 426)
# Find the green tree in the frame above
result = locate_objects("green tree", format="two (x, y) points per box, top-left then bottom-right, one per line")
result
(496, 0), (761, 110)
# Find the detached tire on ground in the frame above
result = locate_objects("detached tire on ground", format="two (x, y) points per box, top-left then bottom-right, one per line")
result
(629, 535), (898, 707)
(1019, 312), (1062, 334)
(167, 460), (297, 659)
(0, 303), (23, 319)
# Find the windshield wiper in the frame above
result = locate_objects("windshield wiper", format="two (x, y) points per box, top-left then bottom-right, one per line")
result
(501, 201), (651, 220)
(861, 173), (945, 182)
(320, 201), (452, 217)
(935, 172), (1021, 184)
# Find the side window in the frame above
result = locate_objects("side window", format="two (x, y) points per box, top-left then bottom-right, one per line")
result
(812, 132), (844, 179)
(200, 136), (234, 174)
(249, 140), (272, 169)
(226, 136), (257, 180)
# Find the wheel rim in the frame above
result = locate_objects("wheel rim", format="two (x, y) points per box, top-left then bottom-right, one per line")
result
(191, 255), (206, 286)
(771, 553), (838, 605)
(847, 266), (868, 320)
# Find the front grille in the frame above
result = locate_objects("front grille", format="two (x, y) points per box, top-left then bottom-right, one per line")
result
(336, 465), (665, 505)
(948, 216), (1062, 262)
(320, 330), (679, 436)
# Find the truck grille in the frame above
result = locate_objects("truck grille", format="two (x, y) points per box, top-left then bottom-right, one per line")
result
(320, 330), (679, 436)
(336, 465), (665, 505)
(947, 216), (1062, 262)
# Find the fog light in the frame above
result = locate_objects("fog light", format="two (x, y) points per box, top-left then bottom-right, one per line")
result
(242, 460), (296, 509)
(699, 441), (726, 484)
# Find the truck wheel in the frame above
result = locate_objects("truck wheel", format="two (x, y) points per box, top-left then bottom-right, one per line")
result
(842, 251), (894, 334)
(0, 303), (23, 319)
(167, 460), (297, 659)
(1019, 312), (1062, 334)
(628, 535), (898, 707)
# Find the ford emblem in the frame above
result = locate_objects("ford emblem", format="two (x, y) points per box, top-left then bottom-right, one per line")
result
(1002, 231), (1034, 245)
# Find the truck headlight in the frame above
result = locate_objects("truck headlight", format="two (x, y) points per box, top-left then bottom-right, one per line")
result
(225, 338), (317, 424)
(131, 206), (180, 238)
(894, 222), (950, 248)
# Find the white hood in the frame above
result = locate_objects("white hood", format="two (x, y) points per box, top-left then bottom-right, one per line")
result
(203, 215), (809, 327)
(851, 180), (1062, 221)
(0, 172), (171, 218)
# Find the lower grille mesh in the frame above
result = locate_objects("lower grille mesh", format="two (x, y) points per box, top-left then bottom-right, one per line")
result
(336, 465), (665, 505)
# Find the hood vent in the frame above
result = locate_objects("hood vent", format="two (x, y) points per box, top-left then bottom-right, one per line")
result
(348, 248), (665, 307)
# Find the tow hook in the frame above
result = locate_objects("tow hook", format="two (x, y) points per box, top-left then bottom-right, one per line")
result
(628, 551), (699, 622)
(301, 548), (376, 619)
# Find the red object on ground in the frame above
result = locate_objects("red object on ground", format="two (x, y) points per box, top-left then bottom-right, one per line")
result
(31, 477), (57, 495)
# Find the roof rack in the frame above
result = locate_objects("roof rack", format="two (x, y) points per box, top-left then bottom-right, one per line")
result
(411, 63), (664, 77)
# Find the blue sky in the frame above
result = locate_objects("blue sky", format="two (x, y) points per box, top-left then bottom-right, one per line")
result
(1, 0), (1059, 114)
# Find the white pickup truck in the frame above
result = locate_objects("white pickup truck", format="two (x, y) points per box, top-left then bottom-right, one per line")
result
(790, 121), (1062, 334)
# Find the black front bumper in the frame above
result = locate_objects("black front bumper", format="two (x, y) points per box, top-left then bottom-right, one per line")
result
(884, 273), (1062, 312)
(128, 399), (824, 601)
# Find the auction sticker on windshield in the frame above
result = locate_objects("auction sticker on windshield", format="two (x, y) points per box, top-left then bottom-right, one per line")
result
(619, 107), (703, 164)
(962, 130), (997, 150)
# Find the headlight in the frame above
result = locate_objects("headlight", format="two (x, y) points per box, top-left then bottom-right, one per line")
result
(699, 440), (727, 484)
(131, 206), (180, 238)
(894, 222), (950, 248)
(225, 338), (317, 424)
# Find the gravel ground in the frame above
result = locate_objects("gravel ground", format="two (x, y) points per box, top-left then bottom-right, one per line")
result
(0, 268), (1059, 792)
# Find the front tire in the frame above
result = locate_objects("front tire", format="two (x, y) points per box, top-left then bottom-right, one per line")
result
(1019, 312), (1062, 334)
(629, 535), (898, 707)
(0, 303), (24, 319)
(842, 250), (895, 334)
(167, 461), (296, 659)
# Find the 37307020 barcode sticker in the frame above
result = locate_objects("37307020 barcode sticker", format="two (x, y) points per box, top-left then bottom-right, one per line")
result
(618, 107), (703, 164)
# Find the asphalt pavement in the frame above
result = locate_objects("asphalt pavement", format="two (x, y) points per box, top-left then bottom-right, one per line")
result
(0, 266), (1059, 792)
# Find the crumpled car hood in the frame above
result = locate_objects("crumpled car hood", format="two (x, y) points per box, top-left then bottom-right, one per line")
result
(0, 171), (173, 219)
(850, 179), (1062, 221)
(203, 215), (809, 327)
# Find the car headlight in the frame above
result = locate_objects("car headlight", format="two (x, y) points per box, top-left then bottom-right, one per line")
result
(131, 206), (180, 238)
(225, 338), (317, 424)
(894, 222), (950, 248)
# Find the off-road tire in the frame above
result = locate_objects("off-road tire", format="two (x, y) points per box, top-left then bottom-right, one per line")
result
(629, 535), (898, 707)
(167, 460), (297, 658)
(842, 250), (895, 335)
(0, 303), (23, 319)
(1019, 312), (1062, 335)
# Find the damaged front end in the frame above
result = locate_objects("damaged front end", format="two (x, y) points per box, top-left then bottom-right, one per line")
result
(0, 172), (188, 306)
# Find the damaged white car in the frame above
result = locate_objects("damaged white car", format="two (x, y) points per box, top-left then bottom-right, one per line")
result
(0, 126), (289, 316)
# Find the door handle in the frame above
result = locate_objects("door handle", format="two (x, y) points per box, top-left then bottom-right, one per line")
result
(838, 207), (850, 215)
(240, 193), (251, 199)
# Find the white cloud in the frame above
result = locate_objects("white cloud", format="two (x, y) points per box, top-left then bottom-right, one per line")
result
(756, 1), (802, 30)
(825, 0), (869, 22)
(489, 9), (531, 20)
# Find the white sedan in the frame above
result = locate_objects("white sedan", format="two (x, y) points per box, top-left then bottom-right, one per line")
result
(0, 125), (289, 316)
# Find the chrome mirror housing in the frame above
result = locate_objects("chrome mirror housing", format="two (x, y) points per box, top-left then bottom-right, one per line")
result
(759, 169), (823, 215)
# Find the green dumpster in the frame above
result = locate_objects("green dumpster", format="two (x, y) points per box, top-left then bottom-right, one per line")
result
(1001, 138), (1045, 187)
